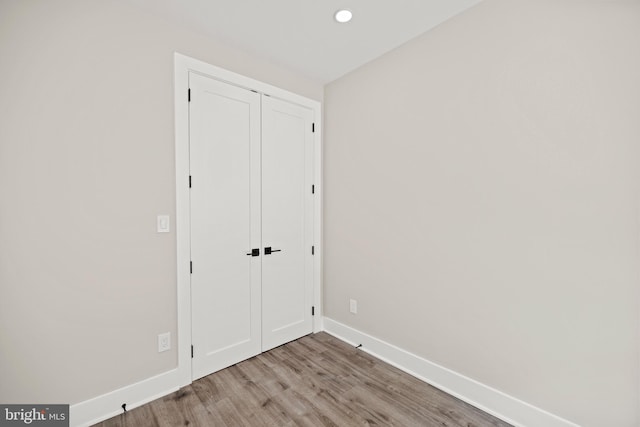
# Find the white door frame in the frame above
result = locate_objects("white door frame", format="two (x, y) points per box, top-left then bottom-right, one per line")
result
(173, 52), (323, 387)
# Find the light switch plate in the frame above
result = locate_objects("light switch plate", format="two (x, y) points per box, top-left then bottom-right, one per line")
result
(157, 215), (170, 233)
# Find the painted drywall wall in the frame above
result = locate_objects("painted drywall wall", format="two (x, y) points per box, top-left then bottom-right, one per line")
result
(324, 1), (640, 426)
(0, 0), (322, 405)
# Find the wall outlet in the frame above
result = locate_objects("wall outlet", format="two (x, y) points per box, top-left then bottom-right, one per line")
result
(350, 299), (358, 314)
(158, 332), (171, 352)
(157, 215), (170, 233)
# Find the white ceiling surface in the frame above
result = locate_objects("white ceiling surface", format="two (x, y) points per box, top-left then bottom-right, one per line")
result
(123, 0), (482, 83)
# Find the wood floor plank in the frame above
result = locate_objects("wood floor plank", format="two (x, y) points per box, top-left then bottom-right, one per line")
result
(155, 388), (217, 427)
(94, 333), (512, 427)
(224, 365), (290, 426)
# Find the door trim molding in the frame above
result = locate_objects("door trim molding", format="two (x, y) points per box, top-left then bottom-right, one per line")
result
(174, 52), (323, 387)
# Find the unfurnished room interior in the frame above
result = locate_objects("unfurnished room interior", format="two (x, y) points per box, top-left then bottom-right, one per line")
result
(1, 1), (639, 426)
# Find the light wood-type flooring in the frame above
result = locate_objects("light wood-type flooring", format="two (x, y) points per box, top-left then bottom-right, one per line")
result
(95, 332), (512, 427)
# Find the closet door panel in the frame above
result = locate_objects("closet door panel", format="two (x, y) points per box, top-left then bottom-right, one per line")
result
(261, 96), (314, 351)
(189, 73), (262, 380)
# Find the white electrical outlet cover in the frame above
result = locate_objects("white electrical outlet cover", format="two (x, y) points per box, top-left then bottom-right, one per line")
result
(158, 332), (171, 352)
(157, 215), (170, 233)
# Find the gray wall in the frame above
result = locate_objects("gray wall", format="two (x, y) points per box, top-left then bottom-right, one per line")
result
(0, 0), (322, 404)
(323, 1), (640, 426)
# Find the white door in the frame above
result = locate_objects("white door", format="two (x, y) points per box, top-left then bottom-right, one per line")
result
(189, 72), (262, 380)
(261, 96), (315, 351)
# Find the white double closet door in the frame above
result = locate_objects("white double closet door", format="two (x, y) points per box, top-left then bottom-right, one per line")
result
(189, 72), (314, 381)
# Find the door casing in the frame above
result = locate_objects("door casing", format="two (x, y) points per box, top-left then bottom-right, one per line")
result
(174, 53), (323, 387)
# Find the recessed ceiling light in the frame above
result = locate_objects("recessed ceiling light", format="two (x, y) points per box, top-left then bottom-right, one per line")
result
(334, 9), (353, 23)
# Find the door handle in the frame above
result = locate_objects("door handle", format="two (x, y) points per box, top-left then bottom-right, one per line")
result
(246, 248), (260, 257)
(264, 247), (282, 255)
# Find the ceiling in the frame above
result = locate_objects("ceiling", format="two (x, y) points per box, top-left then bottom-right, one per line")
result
(122, 0), (482, 84)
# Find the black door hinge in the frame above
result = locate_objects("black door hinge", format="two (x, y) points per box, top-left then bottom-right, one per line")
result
(190, 261), (193, 274)
(312, 306), (315, 316)
(189, 175), (192, 188)
(312, 246), (315, 255)
(312, 185), (315, 194)
(312, 123), (315, 133)
(188, 88), (191, 102)
(191, 345), (194, 358)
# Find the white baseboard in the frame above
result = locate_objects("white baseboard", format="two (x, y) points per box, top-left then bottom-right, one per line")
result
(70, 369), (182, 427)
(323, 317), (580, 427)
(71, 319), (579, 427)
